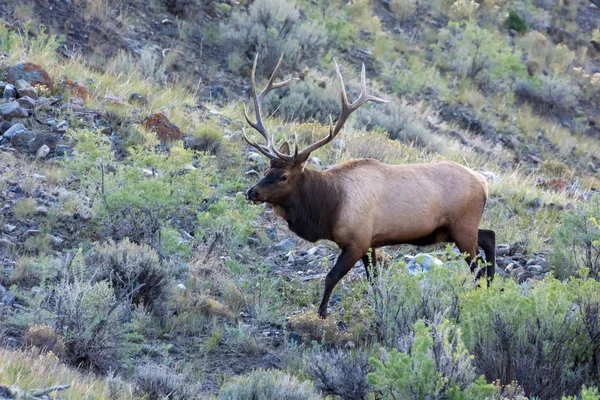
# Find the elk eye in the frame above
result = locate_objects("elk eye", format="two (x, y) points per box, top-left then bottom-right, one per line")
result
(280, 175), (288, 182)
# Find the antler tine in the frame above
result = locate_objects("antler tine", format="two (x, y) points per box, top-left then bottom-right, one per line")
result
(243, 53), (298, 160)
(293, 59), (388, 161)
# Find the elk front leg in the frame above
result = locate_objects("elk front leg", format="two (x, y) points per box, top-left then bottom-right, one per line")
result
(318, 245), (364, 319)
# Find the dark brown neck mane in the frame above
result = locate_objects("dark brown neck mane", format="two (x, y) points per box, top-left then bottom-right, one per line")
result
(278, 169), (342, 243)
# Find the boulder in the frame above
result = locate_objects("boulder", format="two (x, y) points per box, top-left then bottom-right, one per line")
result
(14, 79), (37, 99)
(2, 83), (17, 99)
(406, 253), (444, 275)
(6, 62), (53, 91)
(0, 101), (28, 119)
(144, 112), (182, 142)
(60, 79), (92, 101)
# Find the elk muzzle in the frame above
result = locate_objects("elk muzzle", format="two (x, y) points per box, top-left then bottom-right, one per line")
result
(246, 187), (262, 204)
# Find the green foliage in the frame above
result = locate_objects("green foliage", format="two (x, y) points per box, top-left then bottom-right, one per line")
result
(84, 238), (171, 308)
(0, 24), (64, 62)
(368, 321), (441, 399)
(354, 101), (444, 151)
(504, 11), (528, 34)
(262, 80), (340, 124)
(220, 0), (326, 75)
(219, 369), (322, 400)
(135, 363), (200, 399)
(432, 20), (527, 87)
(515, 74), (581, 115)
(552, 194), (600, 279)
(196, 193), (261, 249)
(460, 275), (600, 398)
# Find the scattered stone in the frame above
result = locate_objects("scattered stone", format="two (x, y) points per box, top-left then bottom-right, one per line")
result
(406, 253), (443, 275)
(2, 292), (16, 306)
(36, 96), (51, 111)
(16, 96), (36, 111)
(9, 128), (35, 148)
(55, 145), (72, 157)
(0, 121), (12, 134)
(14, 79), (37, 98)
(142, 168), (156, 177)
(511, 266), (526, 277)
(0, 101), (28, 119)
(36, 205), (49, 215)
(129, 93), (147, 105)
(505, 263), (515, 273)
(103, 95), (128, 106)
(24, 229), (42, 237)
(527, 265), (544, 273)
(330, 293), (342, 305)
(36, 144), (50, 159)
(480, 170), (500, 183)
(301, 273), (327, 281)
(345, 341), (355, 349)
(28, 133), (58, 153)
(267, 226), (277, 240)
(47, 234), (64, 247)
(3, 123), (26, 138)
(0, 284), (5, 297)
(176, 283), (186, 292)
(144, 113), (182, 142)
(2, 83), (17, 99)
(3, 224), (16, 233)
(527, 197), (543, 209)
(274, 237), (295, 252)
(6, 62), (54, 91)
(496, 244), (510, 256)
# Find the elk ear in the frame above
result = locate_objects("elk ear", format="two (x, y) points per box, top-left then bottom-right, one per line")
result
(278, 142), (291, 155)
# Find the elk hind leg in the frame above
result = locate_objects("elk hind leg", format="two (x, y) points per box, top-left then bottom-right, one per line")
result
(478, 229), (496, 282)
(451, 226), (485, 280)
(319, 245), (365, 319)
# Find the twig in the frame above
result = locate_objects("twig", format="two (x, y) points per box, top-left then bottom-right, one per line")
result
(28, 384), (71, 397)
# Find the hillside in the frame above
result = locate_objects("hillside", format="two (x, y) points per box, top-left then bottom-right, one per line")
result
(1, 0), (600, 399)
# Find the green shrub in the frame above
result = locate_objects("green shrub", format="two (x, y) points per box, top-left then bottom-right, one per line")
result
(461, 275), (600, 398)
(219, 369), (322, 400)
(305, 348), (371, 400)
(391, 0), (417, 22)
(262, 80), (340, 124)
(353, 101), (443, 151)
(84, 238), (171, 308)
(135, 363), (200, 400)
(551, 194), (600, 279)
(219, 0), (326, 75)
(432, 20), (527, 88)
(504, 11), (528, 34)
(515, 74), (580, 116)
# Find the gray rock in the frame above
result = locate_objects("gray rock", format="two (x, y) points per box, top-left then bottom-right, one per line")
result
(0, 101), (28, 119)
(2, 292), (16, 306)
(496, 244), (510, 256)
(3, 224), (16, 232)
(0, 121), (12, 134)
(35, 205), (49, 216)
(267, 226), (277, 240)
(274, 237), (295, 252)
(406, 253), (443, 275)
(36, 144), (50, 159)
(2, 83), (17, 99)
(527, 265), (544, 273)
(0, 284), (5, 297)
(15, 79), (37, 99)
(55, 145), (72, 157)
(16, 96), (36, 111)
(3, 123), (26, 138)
(10, 128), (35, 148)
(27, 133), (57, 153)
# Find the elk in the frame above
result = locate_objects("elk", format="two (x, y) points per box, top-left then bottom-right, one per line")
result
(243, 54), (496, 319)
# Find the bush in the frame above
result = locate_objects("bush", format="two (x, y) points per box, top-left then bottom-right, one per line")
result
(85, 238), (171, 308)
(135, 363), (200, 400)
(551, 194), (600, 279)
(51, 279), (126, 372)
(461, 276), (600, 398)
(220, 0), (326, 75)
(391, 0), (417, 22)
(353, 101), (443, 151)
(449, 0), (480, 20)
(504, 11), (528, 34)
(305, 348), (371, 400)
(515, 75), (580, 116)
(23, 324), (66, 359)
(262, 80), (340, 124)
(432, 20), (527, 88)
(219, 369), (322, 400)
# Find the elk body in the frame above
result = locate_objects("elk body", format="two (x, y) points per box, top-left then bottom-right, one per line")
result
(243, 55), (496, 318)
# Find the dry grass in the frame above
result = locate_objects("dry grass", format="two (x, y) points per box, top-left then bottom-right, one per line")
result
(0, 348), (136, 399)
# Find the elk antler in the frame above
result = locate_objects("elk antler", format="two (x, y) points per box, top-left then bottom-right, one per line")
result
(293, 60), (388, 162)
(243, 55), (388, 164)
(242, 53), (298, 160)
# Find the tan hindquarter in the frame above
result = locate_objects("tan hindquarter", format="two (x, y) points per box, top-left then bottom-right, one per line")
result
(329, 159), (488, 249)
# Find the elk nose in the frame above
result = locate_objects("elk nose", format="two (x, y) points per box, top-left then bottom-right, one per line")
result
(247, 188), (258, 201)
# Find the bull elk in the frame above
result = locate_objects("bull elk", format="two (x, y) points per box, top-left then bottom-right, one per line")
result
(243, 54), (496, 319)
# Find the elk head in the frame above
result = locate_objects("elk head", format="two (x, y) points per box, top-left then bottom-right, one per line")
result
(244, 54), (387, 206)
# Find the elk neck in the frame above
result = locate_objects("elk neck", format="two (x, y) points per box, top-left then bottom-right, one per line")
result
(276, 168), (342, 243)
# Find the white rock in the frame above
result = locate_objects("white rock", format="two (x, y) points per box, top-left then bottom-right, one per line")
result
(36, 144), (50, 159)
